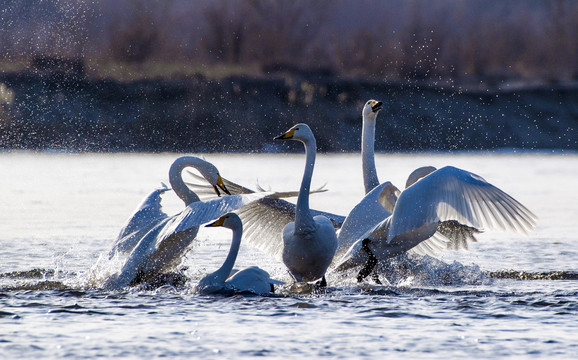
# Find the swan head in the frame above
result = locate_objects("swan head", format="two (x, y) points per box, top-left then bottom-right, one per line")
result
(172, 156), (231, 197)
(213, 175), (231, 196)
(274, 123), (314, 143)
(205, 212), (242, 230)
(362, 99), (383, 121)
(197, 162), (231, 197)
(405, 166), (437, 188)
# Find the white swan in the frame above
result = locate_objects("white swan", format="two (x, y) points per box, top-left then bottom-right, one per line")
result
(103, 156), (271, 290)
(274, 123), (338, 285)
(197, 213), (282, 295)
(335, 100), (538, 280)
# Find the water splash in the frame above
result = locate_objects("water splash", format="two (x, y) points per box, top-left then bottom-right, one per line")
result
(488, 270), (578, 281)
(368, 254), (493, 287)
(2, 251), (576, 294)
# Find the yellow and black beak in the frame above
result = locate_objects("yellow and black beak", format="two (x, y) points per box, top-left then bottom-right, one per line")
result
(274, 128), (296, 140)
(371, 100), (383, 113)
(205, 215), (226, 228)
(213, 175), (230, 197)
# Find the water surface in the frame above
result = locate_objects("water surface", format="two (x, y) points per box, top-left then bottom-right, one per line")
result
(1, 152), (577, 359)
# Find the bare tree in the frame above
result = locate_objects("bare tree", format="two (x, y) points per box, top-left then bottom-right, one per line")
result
(245, 0), (332, 68)
(107, 0), (170, 64)
(201, 0), (247, 63)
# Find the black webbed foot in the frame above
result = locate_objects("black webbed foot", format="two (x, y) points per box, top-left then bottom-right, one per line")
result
(371, 271), (382, 285)
(315, 276), (327, 288)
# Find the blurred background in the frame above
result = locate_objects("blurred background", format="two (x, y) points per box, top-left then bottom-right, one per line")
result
(0, 0), (577, 152)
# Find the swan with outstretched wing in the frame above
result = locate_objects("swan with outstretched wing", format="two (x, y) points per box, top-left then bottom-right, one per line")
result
(103, 156), (264, 290)
(334, 100), (537, 281)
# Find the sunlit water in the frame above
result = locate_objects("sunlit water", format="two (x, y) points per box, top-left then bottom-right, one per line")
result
(1, 151), (577, 359)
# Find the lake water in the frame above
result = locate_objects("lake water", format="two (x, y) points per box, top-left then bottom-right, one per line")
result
(1, 151), (577, 359)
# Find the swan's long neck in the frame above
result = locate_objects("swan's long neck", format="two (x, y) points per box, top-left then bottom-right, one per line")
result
(169, 156), (202, 205)
(212, 225), (242, 283)
(362, 116), (379, 194)
(295, 136), (317, 233)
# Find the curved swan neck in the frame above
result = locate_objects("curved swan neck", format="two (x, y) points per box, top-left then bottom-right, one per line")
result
(169, 156), (202, 205)
(295, 136), (316, 232)
(362, 116), (379, 194)
(212, 225), (242, 283)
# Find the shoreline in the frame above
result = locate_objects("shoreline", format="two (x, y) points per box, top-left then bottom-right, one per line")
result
(1, 71), (576, 152)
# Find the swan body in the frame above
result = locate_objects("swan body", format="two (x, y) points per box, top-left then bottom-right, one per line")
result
(104, 156), (250, 290)
(274, 124), (338, 283)
(198, 213), (281, 295)
(335, 100), (537, 276)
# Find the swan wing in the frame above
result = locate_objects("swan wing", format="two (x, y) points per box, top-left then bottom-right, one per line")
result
(358, 215), (449, 258)
(437, 220), (481, 250)
(157, 192), (273, 241)
(337, 182), (399, 255)
(109, 184), (170, 257)
(407, 231), (451, 256)
(185, 172), (255, 200)
(185, 173), (328, 200)
(235, 198), (296, 260)
(236, 197), (345, 261)
(388, 166), (537, 245)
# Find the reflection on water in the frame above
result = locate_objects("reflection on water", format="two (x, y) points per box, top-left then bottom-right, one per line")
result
(1, 152), (577, 359)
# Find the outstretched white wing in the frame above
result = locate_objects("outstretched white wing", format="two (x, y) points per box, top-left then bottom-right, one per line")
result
(109, 184), (170, 257)
(157, 192), (273, 241)
(185, 172), (328, 200)
(388, 166), (537, 244)
(333, 166), (536, 272)
(185, 172), (255, 200)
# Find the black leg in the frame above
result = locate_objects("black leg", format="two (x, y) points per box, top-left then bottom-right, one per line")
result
(357, 239), (380, 283)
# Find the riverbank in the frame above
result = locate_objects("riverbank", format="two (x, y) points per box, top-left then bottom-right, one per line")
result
(1, 71), (576, 152)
